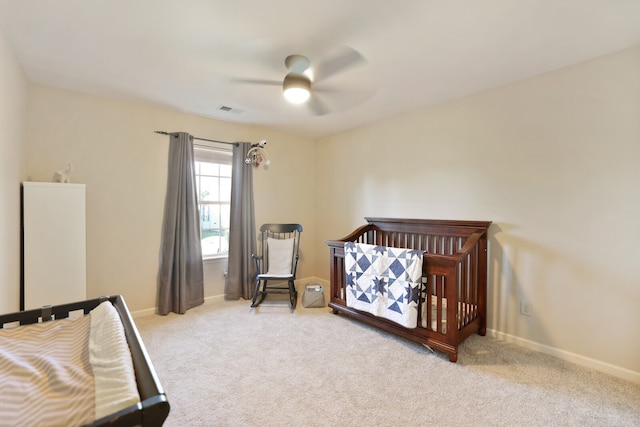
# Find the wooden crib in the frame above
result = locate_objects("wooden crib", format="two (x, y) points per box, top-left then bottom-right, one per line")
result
(326, 217), (491, 362)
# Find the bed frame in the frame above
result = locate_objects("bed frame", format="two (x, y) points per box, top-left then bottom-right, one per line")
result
(0, 295), (170, 427)
(326, 217), (492, 362)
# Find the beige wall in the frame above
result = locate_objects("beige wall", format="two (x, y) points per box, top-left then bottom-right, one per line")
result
(25, 85), (315, 313)
(0, 31), (28, 313)
(315, 46), (640, 376)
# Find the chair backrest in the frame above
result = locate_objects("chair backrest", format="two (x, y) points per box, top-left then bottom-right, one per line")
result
(257, 223), (303, 276)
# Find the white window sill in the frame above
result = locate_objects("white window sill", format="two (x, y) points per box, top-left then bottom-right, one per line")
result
(203, 255), (228, 264)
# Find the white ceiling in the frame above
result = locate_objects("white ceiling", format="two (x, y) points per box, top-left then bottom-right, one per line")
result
(1, 0), (639, 139)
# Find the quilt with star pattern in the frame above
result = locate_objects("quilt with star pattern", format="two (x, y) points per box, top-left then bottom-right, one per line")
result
(344, 242), (424, 328)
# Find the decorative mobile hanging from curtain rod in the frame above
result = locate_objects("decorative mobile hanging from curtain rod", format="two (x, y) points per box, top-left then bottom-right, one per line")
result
(154, 130), (270, 169)
(245, 140), (270, 169)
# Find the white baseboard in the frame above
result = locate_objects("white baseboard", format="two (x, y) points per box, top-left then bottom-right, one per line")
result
(297, 277), (330, 288)
(488, 328), (640, 385)
(130, 294), (225, 318)
(130, 306), (156, 318)
(204, 294), (225, 304)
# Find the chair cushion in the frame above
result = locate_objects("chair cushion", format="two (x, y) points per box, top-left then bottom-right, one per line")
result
(266, 238), (294, 275)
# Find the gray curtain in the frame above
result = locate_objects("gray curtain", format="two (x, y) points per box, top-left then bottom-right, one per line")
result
(225, 142), (256, 300)
(157, 132), (204, 315)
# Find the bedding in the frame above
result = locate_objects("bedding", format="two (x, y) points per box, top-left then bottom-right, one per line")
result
(0, 301), (140, 427)
(344, 242), (424, 328)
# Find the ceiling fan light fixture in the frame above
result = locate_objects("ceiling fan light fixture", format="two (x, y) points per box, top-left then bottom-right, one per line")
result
(283, 73), (311, 104)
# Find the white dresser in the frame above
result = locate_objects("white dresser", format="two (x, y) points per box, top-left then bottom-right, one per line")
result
(22, 182), (86, 310)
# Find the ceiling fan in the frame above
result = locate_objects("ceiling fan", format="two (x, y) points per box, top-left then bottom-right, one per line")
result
(232, 46), (367, 116)
(282, 54), (313, 104)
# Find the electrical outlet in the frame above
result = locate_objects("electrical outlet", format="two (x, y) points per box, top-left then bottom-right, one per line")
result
(520, 301), (533, 317)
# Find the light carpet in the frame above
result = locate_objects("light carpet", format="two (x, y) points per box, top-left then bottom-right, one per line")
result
(134, 297), (640, 426)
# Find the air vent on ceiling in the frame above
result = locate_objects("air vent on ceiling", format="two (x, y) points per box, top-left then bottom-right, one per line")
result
(217, 105), (243, 114)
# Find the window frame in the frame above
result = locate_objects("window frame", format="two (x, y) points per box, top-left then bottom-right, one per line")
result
(193, 141), (232, 260)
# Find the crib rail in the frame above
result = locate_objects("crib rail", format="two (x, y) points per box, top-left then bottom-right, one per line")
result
(0, 296), (170, 426)
(0, 296), (111, 327)
(326, 218), (491, 362)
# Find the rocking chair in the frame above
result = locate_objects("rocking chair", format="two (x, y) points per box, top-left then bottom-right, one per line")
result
(251, 223), (302, 309)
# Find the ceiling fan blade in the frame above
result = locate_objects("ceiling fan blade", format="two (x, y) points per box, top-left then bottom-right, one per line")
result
(229, 77), (281, 86)
(314, 47), (365, 83)
(307, 94), (330, 116)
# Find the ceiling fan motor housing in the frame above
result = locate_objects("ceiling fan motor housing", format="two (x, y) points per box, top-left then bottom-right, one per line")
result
(283, 73), (311, 103)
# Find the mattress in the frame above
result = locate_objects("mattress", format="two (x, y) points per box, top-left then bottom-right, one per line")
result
(0, 301), (140, 427)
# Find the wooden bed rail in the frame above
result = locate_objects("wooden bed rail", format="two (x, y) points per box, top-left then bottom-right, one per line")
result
(326, 218), (491, 362)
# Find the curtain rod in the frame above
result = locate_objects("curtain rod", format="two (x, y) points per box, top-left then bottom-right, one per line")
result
(154, 130), (239, 146)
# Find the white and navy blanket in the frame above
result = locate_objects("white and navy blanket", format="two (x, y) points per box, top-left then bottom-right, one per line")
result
(344, 242), (424, 328)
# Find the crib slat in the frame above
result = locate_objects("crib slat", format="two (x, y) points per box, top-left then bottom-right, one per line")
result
(460, 259), (467, 328)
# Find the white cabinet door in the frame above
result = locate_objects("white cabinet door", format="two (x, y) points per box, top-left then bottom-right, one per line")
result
(23, 182), (86, 310)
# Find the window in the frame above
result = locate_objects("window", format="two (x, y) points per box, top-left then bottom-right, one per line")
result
(194, 144), (232, 258)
